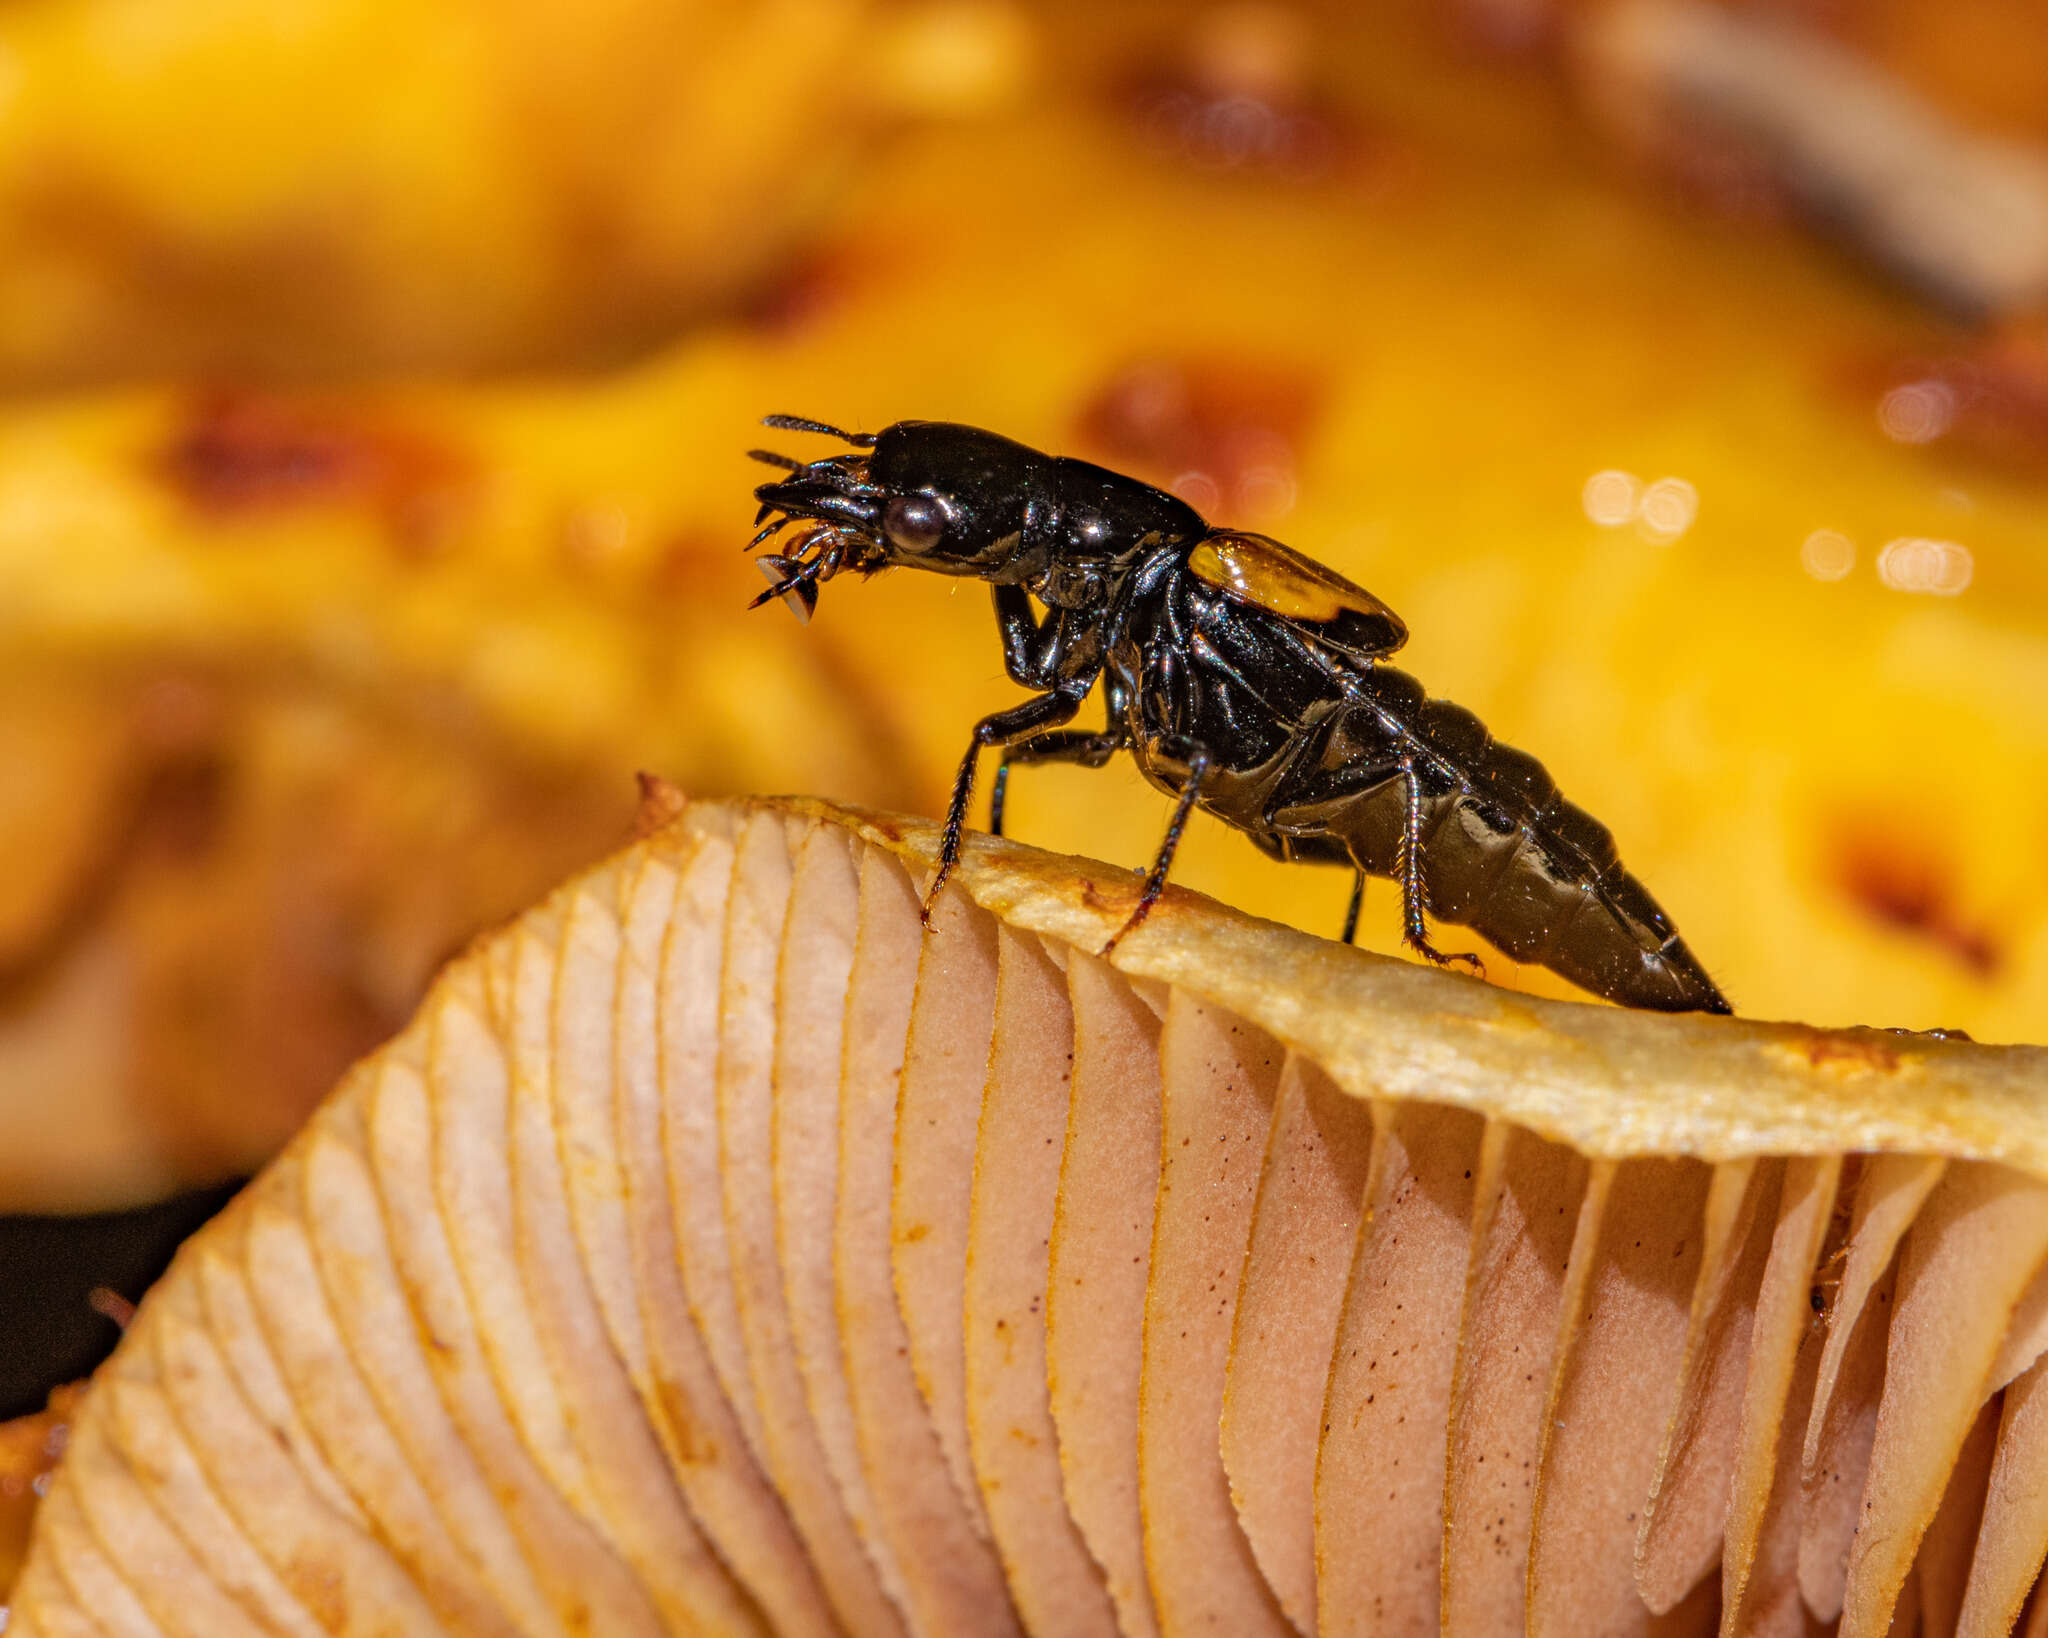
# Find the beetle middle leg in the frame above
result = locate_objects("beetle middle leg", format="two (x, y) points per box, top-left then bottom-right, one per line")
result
(927, 684), (1089, 922)
(1103, 743), (1211, 955)
(1341, 868), (1366, 945)
(989, 729), (1123, 838)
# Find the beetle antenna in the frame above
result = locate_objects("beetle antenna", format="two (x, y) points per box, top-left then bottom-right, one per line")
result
(747, 447), (803, 471)
(760, 413), (878, 448)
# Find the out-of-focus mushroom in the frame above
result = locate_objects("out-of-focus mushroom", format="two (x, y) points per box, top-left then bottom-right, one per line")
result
(1576, 0), (2048, 320)
(0, 0), (889, 386)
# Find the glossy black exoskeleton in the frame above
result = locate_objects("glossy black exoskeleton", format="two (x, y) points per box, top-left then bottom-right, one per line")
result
(747, 415), (1730, 1014)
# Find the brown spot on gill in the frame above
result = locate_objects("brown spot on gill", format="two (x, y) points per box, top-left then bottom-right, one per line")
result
(1114, 4), (1366, 181)
(1773, 1029), (1903, 1078)
(653, 1378), (720, 1467)
(1076, 355), (1323, 523)
(1079, 877), (1125, 915)
(159, 389), (472, 553)
(1835, 832), (2002, 979)
(279, 1549), (351, 1630)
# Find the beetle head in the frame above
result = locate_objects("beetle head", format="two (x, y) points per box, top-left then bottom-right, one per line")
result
(859, 421), (1050, 575)
(748, 417), (1050, 619)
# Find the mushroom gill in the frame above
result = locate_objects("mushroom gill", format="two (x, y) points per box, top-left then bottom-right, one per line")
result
(10, 790), (2048, 1637)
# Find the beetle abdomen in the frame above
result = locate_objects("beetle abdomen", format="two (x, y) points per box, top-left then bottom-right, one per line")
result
(1420, 795), (1724, 1012)
(1308, 688), (1728, 1013)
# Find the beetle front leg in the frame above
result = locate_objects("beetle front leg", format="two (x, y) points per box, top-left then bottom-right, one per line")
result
(926, 686), (1089, 923)
(992, 582), (1060, 688)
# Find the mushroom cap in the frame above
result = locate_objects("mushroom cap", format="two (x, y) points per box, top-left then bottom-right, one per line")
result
(10, 790), (2047, 1637)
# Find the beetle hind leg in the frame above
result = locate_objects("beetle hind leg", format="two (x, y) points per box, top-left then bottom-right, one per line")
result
(1394, 757), (1485, 977)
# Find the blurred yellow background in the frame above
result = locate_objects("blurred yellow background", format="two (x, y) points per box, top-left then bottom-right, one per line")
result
(2, 0), (2047, 1223)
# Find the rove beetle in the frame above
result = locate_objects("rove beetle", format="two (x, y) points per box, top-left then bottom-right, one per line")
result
(747, 415), (1730, 1015)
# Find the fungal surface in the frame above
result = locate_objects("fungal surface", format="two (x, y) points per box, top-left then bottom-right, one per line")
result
(10, 793), (2048, 1637)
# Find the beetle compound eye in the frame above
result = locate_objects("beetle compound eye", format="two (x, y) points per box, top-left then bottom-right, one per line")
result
(884, 493), (950, 555)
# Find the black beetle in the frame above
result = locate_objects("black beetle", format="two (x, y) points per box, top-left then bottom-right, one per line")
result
(747, 415), (1729, 1014)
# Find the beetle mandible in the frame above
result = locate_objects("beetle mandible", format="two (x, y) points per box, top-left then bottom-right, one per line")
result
(746, 414), (1730, 1015)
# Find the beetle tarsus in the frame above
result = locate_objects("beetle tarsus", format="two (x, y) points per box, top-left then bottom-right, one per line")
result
(923, 737), (984, 926)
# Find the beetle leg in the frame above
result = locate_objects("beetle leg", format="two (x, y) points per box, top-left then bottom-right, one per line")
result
(992, 583), (1056, 688)
(988, 763), (1008, 839)
(989, 729), (1124, 837)
(992, 582), (1097, 690)
(1103, 746), (1211, 955)
(1341, 868), (1365, 945)
(1394, 757), (1485, 976)
(926, 686), (1090, 924)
